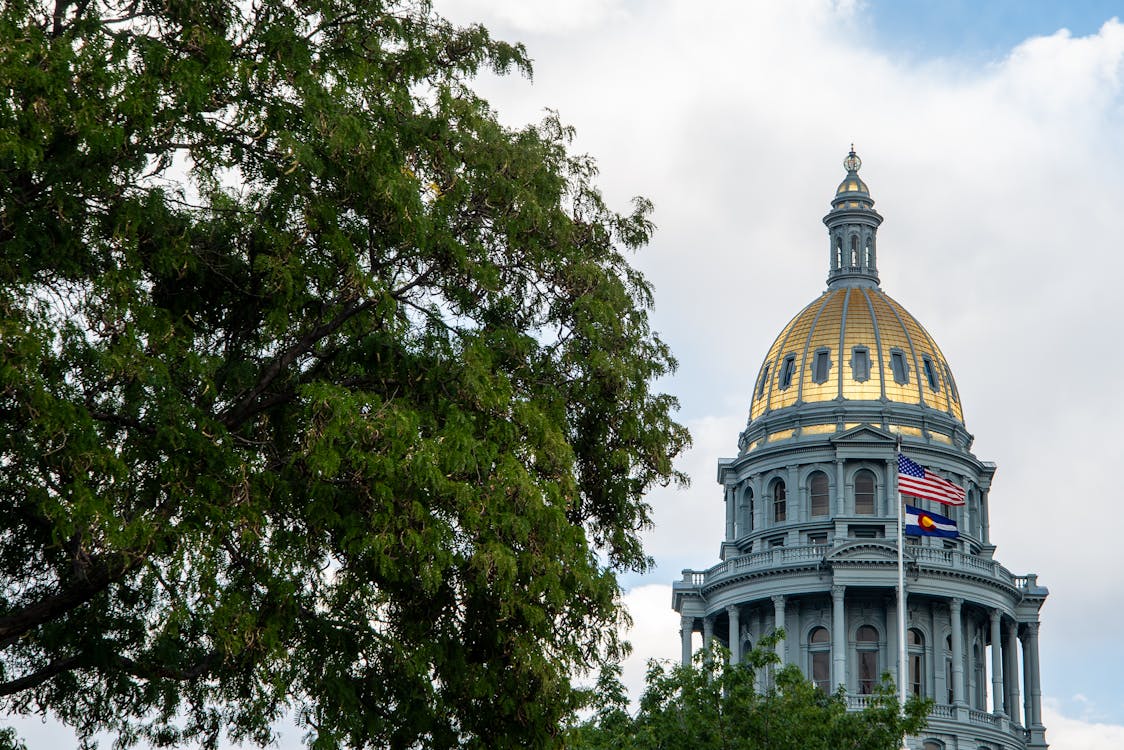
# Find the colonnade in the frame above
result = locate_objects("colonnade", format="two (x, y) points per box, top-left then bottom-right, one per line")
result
(678, 591), (1045, 732)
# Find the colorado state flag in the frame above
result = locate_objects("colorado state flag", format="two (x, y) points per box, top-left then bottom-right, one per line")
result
(904, 505), (959, 539)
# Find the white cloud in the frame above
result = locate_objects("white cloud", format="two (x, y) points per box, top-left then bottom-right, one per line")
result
(433, 0), (1124, 732)
(435, 0), (629, 34)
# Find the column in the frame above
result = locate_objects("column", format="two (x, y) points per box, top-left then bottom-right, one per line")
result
(680, 615), (694, 666)
(834, 459), (845, 516)
(728, 605), (742, 665)
(773, 595), (787, 664)
(703, 615), (715, 658)
(990, 610), (1005, 715)
(725, 485), (736, 541)
(1007, 621), (1022, 725)
(1026, 622), (1043, 728)
(832, 585), (846, 689)
(950, 598), (965, 706)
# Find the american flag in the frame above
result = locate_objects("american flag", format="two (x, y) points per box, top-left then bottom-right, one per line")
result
(897, 453), (966, 506)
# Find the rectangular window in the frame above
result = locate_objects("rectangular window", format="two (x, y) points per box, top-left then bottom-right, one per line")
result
(851, 346), (871, 382)
(768, 536), (785, 549)
(779, 355), (796, 389)
(910, 653), (924, 696)
(807, 532), (828, 546)
(849, 525), (883, 539)
(859, 651), (878, 694)
(810, 472), (829, 517)
(812, 652), (831, 692)
(890, 350), (909, 385)
(812, 348), (831, 384)
(923, 356), (940, 392)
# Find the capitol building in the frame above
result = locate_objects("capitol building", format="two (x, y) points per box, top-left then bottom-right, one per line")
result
(672, 151), (1049, 750)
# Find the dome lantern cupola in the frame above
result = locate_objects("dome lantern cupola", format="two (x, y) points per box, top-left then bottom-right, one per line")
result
(824, 147), (883, 289)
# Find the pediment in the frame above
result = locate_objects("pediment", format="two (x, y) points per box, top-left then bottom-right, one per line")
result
(829, 424), (896, 446)
(824, 540), (913, 564)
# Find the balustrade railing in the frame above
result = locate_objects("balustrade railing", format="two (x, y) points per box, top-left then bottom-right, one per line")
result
(676, 542), (1027, 592)
(967, 708), (1004, 727)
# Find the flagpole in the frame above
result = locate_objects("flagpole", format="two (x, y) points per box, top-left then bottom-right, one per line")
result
(895, 439), (908, 744)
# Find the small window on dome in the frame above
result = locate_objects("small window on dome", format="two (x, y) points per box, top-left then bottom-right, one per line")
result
(922, 356), (940, 392)
(779, 355), (796, 390)
(889, 350), (909, 385)
(758, 363), (771, 399)
(851, 346), (871, 382)
(812, 348), (831, 384)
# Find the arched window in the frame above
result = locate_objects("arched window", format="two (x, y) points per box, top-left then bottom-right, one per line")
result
(856, 625), (879, 694)
(865, 239), (874, 267)
(743, 487), (755, 533)
(922, 742), (944, 750)
(809, 627), (831, 692)
(851, 235), (860, 267)
(854, 470), (875, 515)
(809, 472), (829, 517)
(772, 480), (787, 523)
(835, 238), (843, 269)
(908, 628), (925, 697)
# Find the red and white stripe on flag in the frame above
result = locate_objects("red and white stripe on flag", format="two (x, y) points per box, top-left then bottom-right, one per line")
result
(896, 453), (966, 506)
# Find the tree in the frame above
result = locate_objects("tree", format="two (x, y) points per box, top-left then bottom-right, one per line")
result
(0, 0), (689, 746)
(569, 635), (931, 750)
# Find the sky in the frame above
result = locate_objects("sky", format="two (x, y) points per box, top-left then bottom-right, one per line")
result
(13, 0), (1124, 747)
(426, 0), (1124, 747)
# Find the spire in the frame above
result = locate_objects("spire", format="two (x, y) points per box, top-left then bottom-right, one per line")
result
(823, 147), (883, 288)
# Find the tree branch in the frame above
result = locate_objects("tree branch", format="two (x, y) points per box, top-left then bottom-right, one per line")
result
(0, 552), (145, 645)
(219, 298), (375, 429)
(0, 655), (82, 696)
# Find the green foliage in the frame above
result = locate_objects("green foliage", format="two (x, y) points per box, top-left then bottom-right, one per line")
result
(569, 634), (931, 750)
(0, 1), (689, 747)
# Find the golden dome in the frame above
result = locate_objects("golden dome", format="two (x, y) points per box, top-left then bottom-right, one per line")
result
(748, 286), (963, 424)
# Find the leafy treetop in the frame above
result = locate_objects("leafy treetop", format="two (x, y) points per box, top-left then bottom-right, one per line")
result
(0, 0), (689, 747)
(569, 634), (932, 750)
